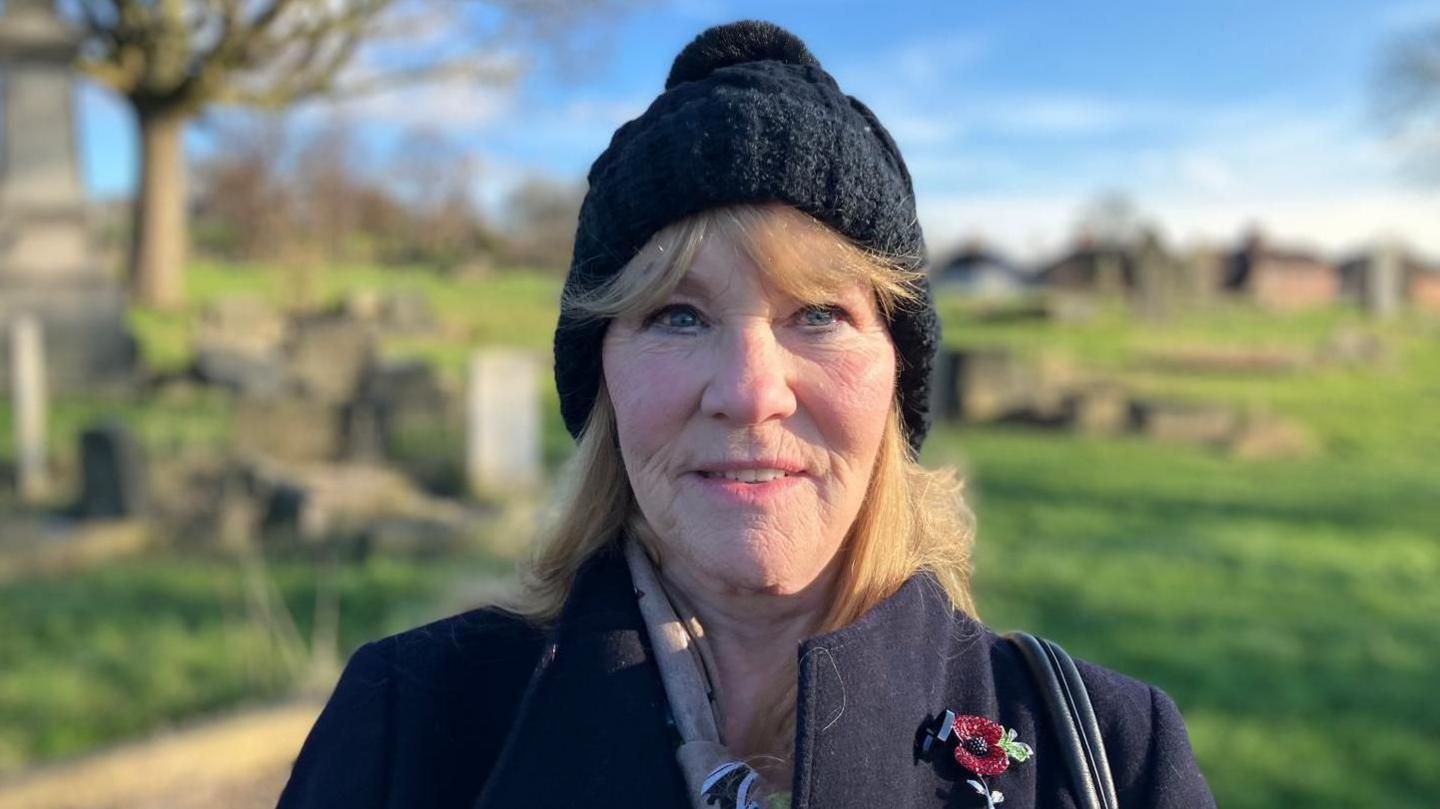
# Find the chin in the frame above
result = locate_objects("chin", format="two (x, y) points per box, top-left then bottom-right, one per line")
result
(701, 530), (832, 596)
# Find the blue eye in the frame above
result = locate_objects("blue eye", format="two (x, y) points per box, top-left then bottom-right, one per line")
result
(645, 304), (703, 331)
(798, 305), (844, 328)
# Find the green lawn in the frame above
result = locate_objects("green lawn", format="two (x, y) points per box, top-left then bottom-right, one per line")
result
(925, 427), (1439, 809)
(923, 301), (1440, 809)
(4, 262), (1437, 806)
(0, 549), (511, 775)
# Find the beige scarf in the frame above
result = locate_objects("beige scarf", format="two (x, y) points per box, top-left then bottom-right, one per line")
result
(623, 538), (779, 809)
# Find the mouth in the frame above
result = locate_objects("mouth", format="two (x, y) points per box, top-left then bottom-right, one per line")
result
(697, 468), (796, 484)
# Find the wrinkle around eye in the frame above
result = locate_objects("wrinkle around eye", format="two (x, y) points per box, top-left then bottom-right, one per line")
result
(643, 303), (707, 332)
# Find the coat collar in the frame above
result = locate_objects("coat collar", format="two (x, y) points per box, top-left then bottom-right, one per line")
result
(472, 544), (690, 809)
(474, 544), (1014, 809)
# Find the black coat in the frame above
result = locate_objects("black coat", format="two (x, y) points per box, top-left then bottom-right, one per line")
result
(276, 546), (1215, 808)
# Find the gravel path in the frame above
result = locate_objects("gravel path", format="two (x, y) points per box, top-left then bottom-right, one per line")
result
(0, 701), (321, 809)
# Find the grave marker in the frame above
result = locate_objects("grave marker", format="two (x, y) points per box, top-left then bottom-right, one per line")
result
(467, 350), (542, 496)
(10, 314), (48, 502)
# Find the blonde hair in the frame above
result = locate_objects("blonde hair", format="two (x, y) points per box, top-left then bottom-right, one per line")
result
(502, 202), (976, 776)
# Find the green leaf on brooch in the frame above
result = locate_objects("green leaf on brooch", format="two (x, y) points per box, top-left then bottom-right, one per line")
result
(997, 727), (1034, 763)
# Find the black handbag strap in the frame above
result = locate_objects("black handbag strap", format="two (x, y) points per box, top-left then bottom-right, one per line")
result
(1004, 632), (1119, 809)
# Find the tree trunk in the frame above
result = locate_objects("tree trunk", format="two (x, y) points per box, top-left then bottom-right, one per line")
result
(130, 109), (188, 310)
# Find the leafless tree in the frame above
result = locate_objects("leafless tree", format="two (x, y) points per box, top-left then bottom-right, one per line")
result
(192, 115), (296, 260)
(294, 121), (367, 262)
(500, 174), (585, 272)
(1073, 190), (1145, 248)
(386, 128), (483, 266)
(1375, 20), (1440, 176)
(67, 0), (636, 308)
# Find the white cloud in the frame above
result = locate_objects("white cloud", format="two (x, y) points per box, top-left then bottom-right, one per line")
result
(558, 96), (649, 128)
(834, 30), (994, 99)
(907, 89), (1440, 264)
(919, 184), (1440, 265)
(313, 79), (519, 130)
(982, 96), (1140, 137)
(1377, 0), (1440, 30)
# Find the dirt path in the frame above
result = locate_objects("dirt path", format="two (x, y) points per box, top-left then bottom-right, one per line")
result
(0, 700), (322, 809)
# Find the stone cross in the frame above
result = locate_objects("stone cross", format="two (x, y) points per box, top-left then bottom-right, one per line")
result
(10, 314), (49, 502)
(466, 350), (542, 497)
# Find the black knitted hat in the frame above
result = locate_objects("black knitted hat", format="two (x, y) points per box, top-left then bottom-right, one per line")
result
(554, 20), (939, 452)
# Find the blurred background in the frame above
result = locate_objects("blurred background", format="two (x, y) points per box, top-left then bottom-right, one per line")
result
(1, 1), (1437, 807)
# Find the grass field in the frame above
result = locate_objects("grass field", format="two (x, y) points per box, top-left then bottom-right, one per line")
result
(0, 549), (512, 775)
(3, 261), (1437, 807)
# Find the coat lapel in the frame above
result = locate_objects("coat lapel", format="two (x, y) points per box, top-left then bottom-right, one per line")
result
(790, 575), (1034, 809)
(472, 547), (689, 809)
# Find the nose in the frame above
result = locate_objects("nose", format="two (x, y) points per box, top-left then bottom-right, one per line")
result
(699, 319), (797, 427)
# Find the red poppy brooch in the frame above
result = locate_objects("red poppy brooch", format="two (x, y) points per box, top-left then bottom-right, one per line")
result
(921, 710), (1033, 807)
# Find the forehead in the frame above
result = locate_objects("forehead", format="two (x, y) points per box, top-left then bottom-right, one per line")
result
(671, 221), (872, 305)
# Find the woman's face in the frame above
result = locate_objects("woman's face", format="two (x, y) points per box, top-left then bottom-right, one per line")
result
(602, 229), (897, 597)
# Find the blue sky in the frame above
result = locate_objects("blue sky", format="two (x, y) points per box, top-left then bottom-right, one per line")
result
(77, 0), (1440, 259)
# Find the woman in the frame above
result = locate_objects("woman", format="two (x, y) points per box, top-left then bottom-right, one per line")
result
(277, 20), (1215, 809)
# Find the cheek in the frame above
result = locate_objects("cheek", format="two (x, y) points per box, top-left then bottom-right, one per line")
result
(803, 342), (896, 448)
(602, 335), (698, 459)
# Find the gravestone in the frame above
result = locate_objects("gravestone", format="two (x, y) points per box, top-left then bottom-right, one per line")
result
(234, 396), (341, 464)
(1130, 399), (1238, 446)
(287, 314), (376, 403)
(9, 314), (48, 501)
(79, 421), (149, 518)
(377, 290), (438, 335)
(0, 0), (137, 394)
(191, 345), (294, 398)
(1362, 242), (1403, 320)
(934, 348), (1029, 423)
(467, 350), (542, 496)
(344, 359), (450, 461)
(197, 294), (287, 356)
(1063, 383), (1130, 436)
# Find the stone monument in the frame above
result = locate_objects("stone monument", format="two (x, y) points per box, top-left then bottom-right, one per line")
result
(467, 349), (542, 497)
(0, 0), (137, 395)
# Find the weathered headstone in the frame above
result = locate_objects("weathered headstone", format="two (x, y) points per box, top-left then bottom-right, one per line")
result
(192, 345), (294, 398)
(1130, 400), (1238, 446)
(344, 359), (450, 461)
(9, 314), (48, 501)
(0, 0), (137, 394)
(935, 348), (1029, 423)
(377, 290), (438, 335)
(79, 422), (149, 518)
(1133, 230), (1173, 323)
(1063, 383), (1130, 436)
(467, 350), (542, 496)
(1363, 242), (1403, 320)
(196, 294), (287, 356)
(234, 396), (341, 464)
(287, 315), (376, 403)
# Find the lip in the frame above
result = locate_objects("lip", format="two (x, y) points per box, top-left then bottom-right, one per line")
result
(693, 459), (808, 475)
(686, 470), (804, 506)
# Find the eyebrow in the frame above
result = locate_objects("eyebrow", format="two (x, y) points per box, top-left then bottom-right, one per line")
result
(672, 271), (722, 299)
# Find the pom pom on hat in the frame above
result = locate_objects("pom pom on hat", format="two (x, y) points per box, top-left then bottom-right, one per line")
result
(665, 19), (821, 89)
